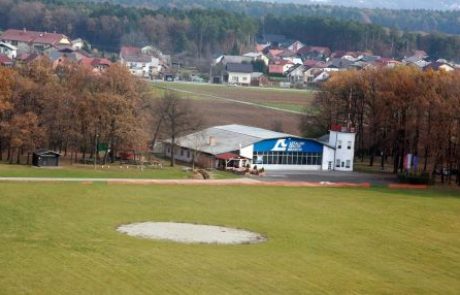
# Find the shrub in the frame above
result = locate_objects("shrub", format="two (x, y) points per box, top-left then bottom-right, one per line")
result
(197, 169), (210, 179)
(397, 172), (432, 185)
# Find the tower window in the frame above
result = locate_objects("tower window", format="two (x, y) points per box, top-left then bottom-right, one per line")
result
(337, 140), (342, 149)
(347, 141), (352, 150)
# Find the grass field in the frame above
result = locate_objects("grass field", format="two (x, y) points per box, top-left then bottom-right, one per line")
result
(154, 82), (315, 112)
(1, 183), (459, 294)
(150, 82), (314, 135)
(0, 163), (236, 179)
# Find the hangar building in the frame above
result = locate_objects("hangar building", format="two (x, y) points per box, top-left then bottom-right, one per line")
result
(163, 124), (355, 171)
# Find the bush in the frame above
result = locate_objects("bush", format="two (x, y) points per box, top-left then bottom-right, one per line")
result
(397, 172), (432, 185)
(197, 169), (210, 179)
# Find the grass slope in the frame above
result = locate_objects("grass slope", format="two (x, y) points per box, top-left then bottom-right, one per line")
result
(1, 184), (459, 294)
(0, 163), (190, 179)
(0, 164), (237, 179)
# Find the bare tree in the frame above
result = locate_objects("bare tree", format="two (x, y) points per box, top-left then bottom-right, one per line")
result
(157, 92), (203, 167)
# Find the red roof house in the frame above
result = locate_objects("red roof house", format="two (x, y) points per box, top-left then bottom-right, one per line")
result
(0, 29), (71, 47)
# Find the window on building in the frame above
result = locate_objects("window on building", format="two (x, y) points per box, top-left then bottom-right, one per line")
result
(346, 160), (351, 168)
(337, 140), (342, 149)
(252, 151), (322, 166)
(336, 159), (340, 167)
(187, 150), (191, 158)
(347, 141), (352, 150)
(180, 148), (185, 156)
(341, 161), (345, 167)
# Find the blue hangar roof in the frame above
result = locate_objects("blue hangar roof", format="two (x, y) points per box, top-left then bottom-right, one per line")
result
(166, 124), (333, 156)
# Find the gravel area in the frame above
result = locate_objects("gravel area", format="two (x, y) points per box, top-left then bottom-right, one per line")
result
(117, 222), (266, 245)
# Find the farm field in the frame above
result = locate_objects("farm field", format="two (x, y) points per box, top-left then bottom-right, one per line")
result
(1, 183), (459, 294)
(151, 82), (315, 135)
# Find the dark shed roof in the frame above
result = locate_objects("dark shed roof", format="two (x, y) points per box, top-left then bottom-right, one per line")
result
(33, 149), (60, 156)
(226, 63), (253, 73)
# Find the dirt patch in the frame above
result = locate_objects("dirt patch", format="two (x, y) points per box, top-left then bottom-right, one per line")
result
(117, 222), (266, 245)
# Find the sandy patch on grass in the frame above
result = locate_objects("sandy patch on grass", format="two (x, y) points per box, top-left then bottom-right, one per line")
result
(117, 222), (266, 244)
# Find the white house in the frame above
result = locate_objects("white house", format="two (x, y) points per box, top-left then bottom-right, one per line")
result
(71, 38), (85, 50)
(0, 42), (17, 59)
(286, 64), (306, 83)
(120, 46), (156, 78)
(226, 63), (253, 86)
(163, 124), (356, 171)
(321, 125), (356, 171)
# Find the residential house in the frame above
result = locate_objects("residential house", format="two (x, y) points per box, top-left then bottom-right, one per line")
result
(268, 60), (294, 76)
(373, 58), (401, 68)
(288, 41), (305, 53)
(286, 64), (306, 84)
(255, 43), (269, 53)
(327, 58), (355, 70)
(0, 42), (17, 59)
(403, 55), (430, 69)
(303, 59), (326, 68)
(212, 55), (253, 83)
(250, 72), (269, 86)
(120, 46), (160, 78)
(297, 46), (332, 61)
(225, 63), (253, 86)
(243, 52), (269, 65)
(214, 55), (252, 65)
(79, 57), (112, 73)
(0, 29), (71, 54)
(71, 38), (85, 50)
(258, 34), (290, 47)
(423, 62), (455, 72)
(360, 55), (381, 63)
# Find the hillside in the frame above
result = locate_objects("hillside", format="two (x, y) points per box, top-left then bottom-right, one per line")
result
(272, 0), (460, 10)
(74, 0), (460, 35)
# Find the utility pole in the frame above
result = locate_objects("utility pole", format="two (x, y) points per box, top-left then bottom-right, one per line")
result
(94, 129), (99, 170)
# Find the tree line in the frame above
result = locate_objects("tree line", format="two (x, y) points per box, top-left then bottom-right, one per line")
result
(0, 59), (202, 166)
(301, 67), (460, 185)
(0, 60), (151, 164)
(59, 0), (460, 36)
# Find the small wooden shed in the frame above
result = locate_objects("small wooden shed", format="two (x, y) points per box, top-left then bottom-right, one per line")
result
(32, 150), (60, 167)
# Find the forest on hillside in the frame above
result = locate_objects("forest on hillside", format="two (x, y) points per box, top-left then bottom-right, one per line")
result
(55, 0), (460, 35)
(0, 0), (257, 56)
(2, 1), (460, 61)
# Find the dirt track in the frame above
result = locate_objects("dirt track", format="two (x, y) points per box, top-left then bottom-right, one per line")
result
(0, 177), (371, 188)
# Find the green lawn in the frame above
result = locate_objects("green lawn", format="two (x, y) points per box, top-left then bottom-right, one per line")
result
(1, 184), (459, 294)
(0, 163), (192, 179)
(0, 163), (238, 179)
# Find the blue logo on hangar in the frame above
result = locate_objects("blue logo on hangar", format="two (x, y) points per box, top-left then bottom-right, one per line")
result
(253, 138), (324, 153)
